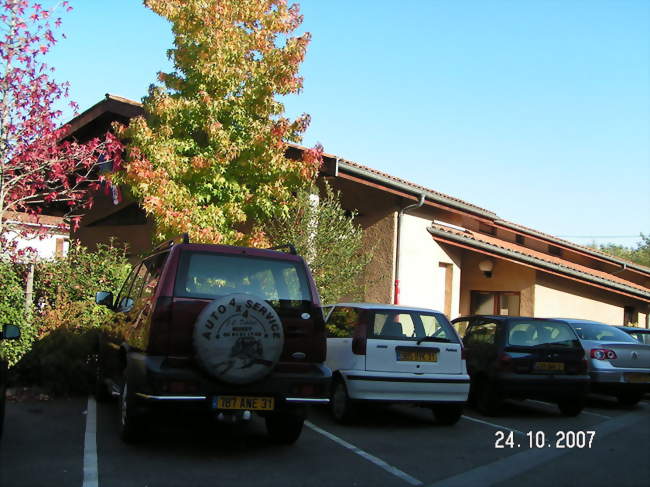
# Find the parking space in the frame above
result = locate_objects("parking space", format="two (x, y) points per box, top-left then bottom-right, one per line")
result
(1, 396), (648, 487)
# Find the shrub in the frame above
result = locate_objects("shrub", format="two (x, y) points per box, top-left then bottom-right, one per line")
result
(10, 241), (130, 395)
(0, 261), (32, 366)
(266, 184), (372, 304)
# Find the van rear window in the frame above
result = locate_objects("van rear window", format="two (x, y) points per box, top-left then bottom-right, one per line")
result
(174, 251), (312, 310)
(507, 319), (579, 348)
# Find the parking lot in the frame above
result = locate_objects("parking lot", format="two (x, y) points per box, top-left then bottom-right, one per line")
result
(1, 394), (648, 487)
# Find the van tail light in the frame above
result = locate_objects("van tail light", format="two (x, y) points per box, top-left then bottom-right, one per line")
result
(497, 352), (513, 371)
(590, 348), (617, 360)
(352, 322), (367, 355)
(148, 296), (173, 354)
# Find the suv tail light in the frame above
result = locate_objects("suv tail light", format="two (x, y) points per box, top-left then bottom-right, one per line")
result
(351, 322), (367, 355)
(590, 348), (617, 360)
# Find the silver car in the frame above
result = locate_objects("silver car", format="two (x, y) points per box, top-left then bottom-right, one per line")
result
(558, 319), (650, 406)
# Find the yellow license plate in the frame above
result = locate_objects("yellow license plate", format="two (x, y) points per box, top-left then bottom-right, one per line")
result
(534, 362), (565, 372)
(398, 350), (438, 362)
(625, 373), (650, 383)
(217, 396), (274, 411)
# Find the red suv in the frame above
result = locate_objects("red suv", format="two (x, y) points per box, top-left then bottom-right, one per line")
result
(95, 235), (331, 444)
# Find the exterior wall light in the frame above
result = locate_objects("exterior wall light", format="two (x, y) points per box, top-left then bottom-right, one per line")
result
(478, 258), (494, 278)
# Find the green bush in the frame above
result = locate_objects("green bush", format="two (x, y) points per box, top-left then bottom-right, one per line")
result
(9, 241), (130, 395)
(0, 261), (32, 366)
(266, 184), (372, 304)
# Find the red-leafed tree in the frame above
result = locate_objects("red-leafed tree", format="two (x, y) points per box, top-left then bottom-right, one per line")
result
(0, 0), (124, 253)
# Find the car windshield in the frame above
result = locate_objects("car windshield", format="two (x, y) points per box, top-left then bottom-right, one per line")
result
(175, 251), (312, 310)
(507, 319), (580, 348)
(369, 310), (458, 342)
(571, 323), (639, 343)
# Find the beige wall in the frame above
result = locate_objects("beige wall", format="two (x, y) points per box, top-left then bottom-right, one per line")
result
(534, 272), (650, 327)
(398, 214), (462, 316)
(459, 253), (536, 316)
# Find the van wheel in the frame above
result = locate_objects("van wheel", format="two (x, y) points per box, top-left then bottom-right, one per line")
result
(432, 404), (463, 425)
(476, 380), (501, 416)
(617, 392), (642, 407)
(265, 412), (304, 444)
(331, 379), (357, 423)
(557, 398), (584, 417)
(119, 373), (144, 443)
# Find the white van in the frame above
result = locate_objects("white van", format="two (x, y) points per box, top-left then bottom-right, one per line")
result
(324, 303), (469, 424)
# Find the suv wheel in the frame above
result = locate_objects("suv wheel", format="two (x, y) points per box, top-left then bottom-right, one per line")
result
(119, 372), (143, 443)
(432, 404), (463, 425)
(331, 379), (357, 423)
(94, 356), (111, 403)
(557, 398), (584, 417)
(265, 412), (304, 444)
(0, 386), (5, 438)
(617, 391), (643, 407)
(476, 379), (501, 416)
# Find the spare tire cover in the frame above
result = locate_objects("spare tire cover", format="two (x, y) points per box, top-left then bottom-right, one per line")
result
(193, 293), (284, 384)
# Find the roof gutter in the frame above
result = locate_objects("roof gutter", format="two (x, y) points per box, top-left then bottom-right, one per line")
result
(395, 193), (426, 304)
(427, 226), (650, 301)
(337, 161), (497, 220)
(496, 220), (650, 276)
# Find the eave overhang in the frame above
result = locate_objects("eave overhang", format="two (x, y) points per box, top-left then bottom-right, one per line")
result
(428, 225), (650, 303)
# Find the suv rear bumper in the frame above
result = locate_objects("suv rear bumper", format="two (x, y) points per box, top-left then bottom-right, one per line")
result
(134, 393), (330, 405)
(128, 354), (332, 410)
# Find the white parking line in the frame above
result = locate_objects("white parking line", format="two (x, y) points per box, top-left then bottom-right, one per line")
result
(460, 415), (525, 436)
(526, 400), (612, 419)
(305, 421), (423, 486)
(82, 397), (99, 487)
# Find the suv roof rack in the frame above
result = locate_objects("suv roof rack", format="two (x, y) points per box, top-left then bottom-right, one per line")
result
(267, 244), (297, 255)
(152, 233), (190, 253)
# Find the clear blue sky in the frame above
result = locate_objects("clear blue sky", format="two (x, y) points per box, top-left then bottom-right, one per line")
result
(46, 0), (649, 248)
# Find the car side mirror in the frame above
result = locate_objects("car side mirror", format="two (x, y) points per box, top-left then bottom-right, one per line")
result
(95, 291), (114, 308)
(1, 324), (20, 340)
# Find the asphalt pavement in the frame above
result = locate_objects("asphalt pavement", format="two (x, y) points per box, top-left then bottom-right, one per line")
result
(1, 394), (648, 487)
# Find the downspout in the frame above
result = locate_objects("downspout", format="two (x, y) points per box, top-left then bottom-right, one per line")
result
(394, 193), (426, 304)
(612, 263), (627, 275)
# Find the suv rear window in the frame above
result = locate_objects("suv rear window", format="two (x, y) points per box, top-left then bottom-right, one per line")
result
(174, 251), (312, 310)
(507, 319), (579, 348)
(370, 310), (458, 343)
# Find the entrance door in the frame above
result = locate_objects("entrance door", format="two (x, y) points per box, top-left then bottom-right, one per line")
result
(470, 291), (520, 315)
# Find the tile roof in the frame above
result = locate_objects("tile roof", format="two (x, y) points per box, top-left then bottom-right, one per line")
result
(428, 222), (650, 300)
(2, 211), (68, 229)
(496, 219), (650, 274)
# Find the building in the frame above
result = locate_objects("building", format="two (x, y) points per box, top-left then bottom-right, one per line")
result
(65, 94), (650, 327)
(2, 211), (69, 260)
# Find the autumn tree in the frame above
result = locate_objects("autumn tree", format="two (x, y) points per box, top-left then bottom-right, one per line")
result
(266, 184), (372, 304)
(114, 0), (321, 246)
(0, 0), (124, 253)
